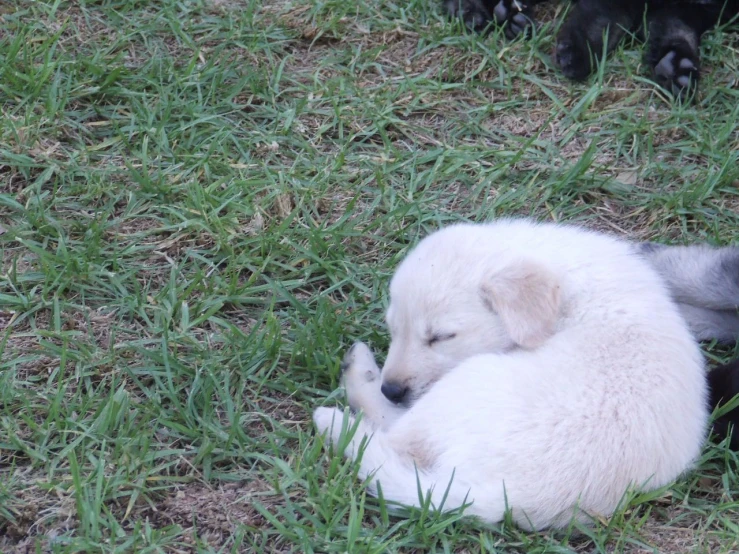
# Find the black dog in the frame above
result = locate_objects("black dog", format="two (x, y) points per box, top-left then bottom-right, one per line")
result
(709, 358), (739, 449)
(442, 0), (739, 99)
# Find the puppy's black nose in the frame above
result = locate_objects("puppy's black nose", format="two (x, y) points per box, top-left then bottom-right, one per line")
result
(381, 382), (408, 404)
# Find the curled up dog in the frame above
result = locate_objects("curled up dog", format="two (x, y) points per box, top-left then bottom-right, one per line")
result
(313, 219), (739, 530)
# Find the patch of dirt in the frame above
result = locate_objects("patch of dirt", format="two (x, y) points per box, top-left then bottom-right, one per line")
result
(0, 473), (287, 552)
(0, 469), (76, 553)
(138, 480), (277, 549)
(1, 306), (126, 376)
(0, 309), (14, 332)
(613, 507), (736, 554)
(244, 388), (309, 444)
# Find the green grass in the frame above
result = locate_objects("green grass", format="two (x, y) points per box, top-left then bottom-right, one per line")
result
(1, 0), (739, 551)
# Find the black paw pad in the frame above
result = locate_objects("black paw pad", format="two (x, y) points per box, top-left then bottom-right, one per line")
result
(653, 50), (699, 100)
(443, 0), (495, 31)
(492, 0), (534, 38)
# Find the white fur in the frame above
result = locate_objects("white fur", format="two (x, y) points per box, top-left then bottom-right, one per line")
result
(313, 219), (709, 530)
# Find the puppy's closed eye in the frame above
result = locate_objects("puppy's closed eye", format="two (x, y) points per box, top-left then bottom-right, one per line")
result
(427, 332), (457, 346)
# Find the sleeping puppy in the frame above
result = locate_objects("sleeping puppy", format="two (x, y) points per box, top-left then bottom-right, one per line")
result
(313, 219), (708, 530)
(339, 237), (739, 435)
(338, 238), (739, 444)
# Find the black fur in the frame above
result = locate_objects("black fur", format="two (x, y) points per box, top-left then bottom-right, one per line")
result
(442, 0), (739, 99)
(709, 358), (739, 449)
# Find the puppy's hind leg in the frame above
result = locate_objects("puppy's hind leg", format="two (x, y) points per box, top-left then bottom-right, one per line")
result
(341, 342), (406, 431)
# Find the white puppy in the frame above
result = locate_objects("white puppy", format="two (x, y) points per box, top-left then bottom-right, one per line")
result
(313, 219), (708, 530)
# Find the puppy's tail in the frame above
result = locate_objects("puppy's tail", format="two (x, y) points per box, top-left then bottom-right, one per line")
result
(639, 243), (739, 342)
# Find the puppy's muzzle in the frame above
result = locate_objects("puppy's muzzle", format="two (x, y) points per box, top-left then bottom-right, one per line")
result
(381, 382), (409, 404)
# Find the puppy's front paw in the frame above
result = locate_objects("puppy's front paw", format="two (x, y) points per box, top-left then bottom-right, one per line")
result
(652, 49), (699, 101)
(340, 342), (381, 411)
(341, 342), (379, 380)
(313, 406), (344, 444)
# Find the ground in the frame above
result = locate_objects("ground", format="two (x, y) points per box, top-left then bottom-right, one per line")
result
(1, 0), (739, 552)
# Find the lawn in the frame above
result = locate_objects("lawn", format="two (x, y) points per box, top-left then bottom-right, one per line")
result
(1, 0), (739, 552)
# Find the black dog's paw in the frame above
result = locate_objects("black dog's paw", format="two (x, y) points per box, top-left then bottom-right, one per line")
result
(442, 0), (534, 37)
(553, 36), (593, 81)
(491, 0), (535, 39)
(652, 49), (700, 101)
(442, 0), (495, 31)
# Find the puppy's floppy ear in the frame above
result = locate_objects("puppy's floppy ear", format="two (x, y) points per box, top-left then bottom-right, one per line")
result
(480, 260), (561, 349)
